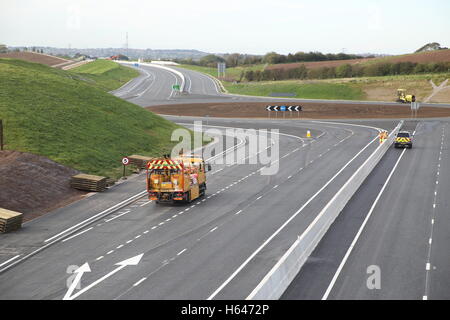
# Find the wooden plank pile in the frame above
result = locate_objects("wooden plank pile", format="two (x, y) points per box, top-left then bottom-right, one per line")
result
(70, 173), (107, 192)
(0, 208), (23, 233)
(128, 155), (154, 169)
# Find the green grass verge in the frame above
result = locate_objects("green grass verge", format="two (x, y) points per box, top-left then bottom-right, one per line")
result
(70, 59), (140, 91)
(223, 81), (365, 100)
(0, 58), (194, 179)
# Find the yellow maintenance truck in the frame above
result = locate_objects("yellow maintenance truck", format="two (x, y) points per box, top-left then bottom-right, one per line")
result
(396, 89), (416, 103)
(146, 155), (211, 204)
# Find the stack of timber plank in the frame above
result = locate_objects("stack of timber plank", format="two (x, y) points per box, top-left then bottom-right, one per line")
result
(70, 174), (107, 192)
(128, 155), (154, 169)
(0, 208), (23, 233)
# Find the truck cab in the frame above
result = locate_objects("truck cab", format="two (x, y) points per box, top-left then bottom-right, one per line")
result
(146, 155), (210, 204)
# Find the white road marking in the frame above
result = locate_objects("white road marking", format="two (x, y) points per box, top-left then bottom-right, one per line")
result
(322, 148), (407, 300)
(151, 226), (157, 230)
(135, 235), (141, 239)
(143, 230), (149, 234)
(96, 256), (104, 261)
(0, 255), (21, 268)
(104, 210), (131, 223)
(62, 227), (93, 243)
(210, 227), (218, 233)
(177, 249), (187, 256)
(209, 133), (380, 300)
(159, 222), (164, 226)
(273, 185), (279, 189)
(126, 240), (133, 244)
(287, 175), (292, 179)
(133, 277), (147, 287)
(426, 263), (431, 271)
(235, 210), (242, 215)
(117, 245), (124, 249)
(140, 200), (152, 207)
(107, 250), (114, 255)
(256, 196), (262, 200)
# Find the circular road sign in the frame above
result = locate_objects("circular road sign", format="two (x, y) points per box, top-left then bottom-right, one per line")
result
(122, 157), (130, 165)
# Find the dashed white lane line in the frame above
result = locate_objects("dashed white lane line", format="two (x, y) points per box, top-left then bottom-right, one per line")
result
(210, 227), (218, 233)
(287, 175), (292, 179)
(126, 240), (133, 244)
(96, 256), (104, 261)
(235, 210), (242, 215)
(177, 249), (187, 256)
(107, 250), (114, 255)
(116, 245), (124, 249)
(151, 226), (157, 230)
(135, 235), (141, 239)
(172, 215), (177, 218)
(133, 277), (147, 287)
(273, 185), (279, 189)
(159, 222), (164, 226)
(256, 196), (262, 200)
(62, 227), (93, 243)
(143, 230), (149, 234)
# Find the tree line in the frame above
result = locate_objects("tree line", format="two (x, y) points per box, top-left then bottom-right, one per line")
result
(242, 61), (450, 81)
(174, 51), (372, 68)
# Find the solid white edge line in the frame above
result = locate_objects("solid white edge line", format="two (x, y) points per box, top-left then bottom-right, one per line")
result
(321, 147), (407, 300)
(0, 255), (21, 268)
(207, 131), (380, 300)
(61, 227), (94, 243)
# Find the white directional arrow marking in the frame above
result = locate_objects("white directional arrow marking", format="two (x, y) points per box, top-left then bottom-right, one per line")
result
(63, 262), (91, 300)
(64, 253), (144, 300)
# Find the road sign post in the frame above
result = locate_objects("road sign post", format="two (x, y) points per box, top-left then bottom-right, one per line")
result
(122, 157), (129, 179)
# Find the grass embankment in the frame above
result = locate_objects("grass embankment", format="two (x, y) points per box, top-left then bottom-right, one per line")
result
(224, 81), (365, 100)
(0, 58), (195, 179)
(70, 59), (140, 91)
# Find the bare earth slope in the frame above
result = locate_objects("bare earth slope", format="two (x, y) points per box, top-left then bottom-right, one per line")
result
(0, 151), (86, 222)
(0, 52), (70, 67)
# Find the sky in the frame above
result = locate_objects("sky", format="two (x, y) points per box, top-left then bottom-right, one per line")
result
(1, 0), (450, 55)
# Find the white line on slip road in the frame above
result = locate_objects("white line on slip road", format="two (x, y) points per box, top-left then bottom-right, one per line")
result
(208, 133), (379, 300)
(133, 277), (147, 287)
(177, 249), (187, 256)
(210, 227), (218, 233)
(140, 200), (152, 207)
(0, 255), (21, 268)
(104, 210), (131, 223)
(322, 148), (407, 300)
(62, 227), (93, 243)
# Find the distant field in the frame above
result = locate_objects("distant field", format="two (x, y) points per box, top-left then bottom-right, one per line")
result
(70, 59), (140, 91)
(268, 49), (450, 72)
(0, 58), (183, 178)
(224, 81), (365, 100)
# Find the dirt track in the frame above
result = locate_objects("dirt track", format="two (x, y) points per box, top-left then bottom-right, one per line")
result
(147, 101), (450, 119)
(0, 151), (86, 222)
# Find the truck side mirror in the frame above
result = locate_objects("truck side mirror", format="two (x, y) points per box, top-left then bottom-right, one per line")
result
(207, 164), (212, 171)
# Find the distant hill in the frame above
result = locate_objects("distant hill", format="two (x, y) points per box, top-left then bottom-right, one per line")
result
(9, 46), (210, 60)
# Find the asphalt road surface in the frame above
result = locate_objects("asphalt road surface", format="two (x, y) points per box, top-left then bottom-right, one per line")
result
(0, 63), (449, 300)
